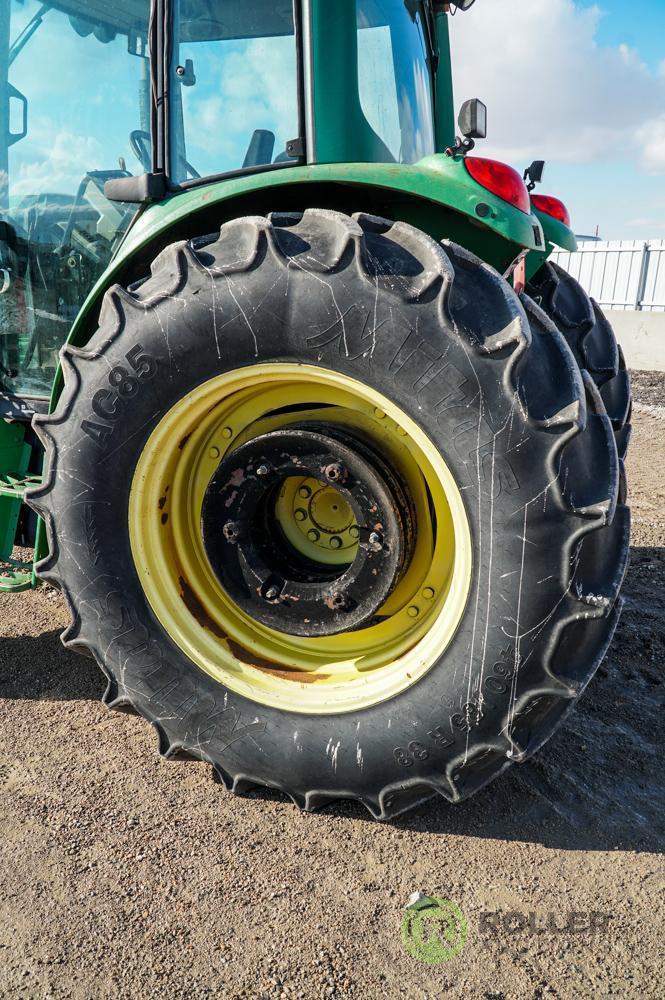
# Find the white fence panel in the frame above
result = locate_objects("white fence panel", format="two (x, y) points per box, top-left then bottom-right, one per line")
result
(551, 240), (665, 312)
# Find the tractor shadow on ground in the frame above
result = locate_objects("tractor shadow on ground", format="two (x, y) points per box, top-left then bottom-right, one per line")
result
(392, 544), (664, 853)
(0, 628), (105, 703)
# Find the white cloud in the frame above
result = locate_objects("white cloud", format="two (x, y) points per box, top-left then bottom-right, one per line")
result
(450, 0), (665, 174)
(181, 35), (298, 173)
(10, 127), (107, 199)
(636, 117), (665, 174)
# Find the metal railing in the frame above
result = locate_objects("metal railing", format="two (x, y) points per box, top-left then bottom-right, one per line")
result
(550, 240), (665, 312)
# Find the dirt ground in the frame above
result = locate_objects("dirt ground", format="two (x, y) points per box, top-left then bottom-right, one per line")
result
(0, 376), (663, 1000)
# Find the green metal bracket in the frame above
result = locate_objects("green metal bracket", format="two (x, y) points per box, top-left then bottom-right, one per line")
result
(0, 554), (34, 592)
(0, 420), (41, 592)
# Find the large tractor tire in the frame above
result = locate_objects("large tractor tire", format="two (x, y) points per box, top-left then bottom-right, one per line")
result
(27, 211), (629, 819)
(527, 261), (632, 463)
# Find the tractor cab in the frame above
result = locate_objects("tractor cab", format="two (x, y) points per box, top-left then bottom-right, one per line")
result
(0, 0), (447, 407)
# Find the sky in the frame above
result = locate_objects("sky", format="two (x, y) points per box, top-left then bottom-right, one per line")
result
(5, 0), (664, 242)
(450, 0), (665, 240)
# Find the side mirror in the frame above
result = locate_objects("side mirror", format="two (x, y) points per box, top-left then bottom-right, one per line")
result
(458, 99), (487, 140)
(524, 160), (545, 191)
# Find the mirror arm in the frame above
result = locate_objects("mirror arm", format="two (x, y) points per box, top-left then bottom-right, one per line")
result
(445, 136), (475, 158)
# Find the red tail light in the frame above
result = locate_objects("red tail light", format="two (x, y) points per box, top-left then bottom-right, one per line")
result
(464, 157), (531, 215)
(531, 194), (571, 228)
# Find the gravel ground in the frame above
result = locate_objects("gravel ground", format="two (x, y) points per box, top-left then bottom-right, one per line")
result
(1, 384), (664, 1000)
(631, 370), (665, 411)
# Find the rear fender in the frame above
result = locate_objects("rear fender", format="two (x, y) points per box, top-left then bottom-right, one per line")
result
(52, 159), (545, 408)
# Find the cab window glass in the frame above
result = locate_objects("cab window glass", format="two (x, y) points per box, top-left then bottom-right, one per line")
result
(170, 0), (299, 184)
(0, 0), (150, 398)
(356, 0), (435, 164)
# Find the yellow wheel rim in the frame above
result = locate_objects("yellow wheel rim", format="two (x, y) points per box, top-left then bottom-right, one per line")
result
(129, 364), (472, 714)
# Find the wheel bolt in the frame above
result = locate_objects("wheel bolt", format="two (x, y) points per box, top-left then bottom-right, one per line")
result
(256, 463), (270, 476)
(223, 521), (239, 541)
(349, 525), (359, 539)
(307, 529), (320, 542)
(408, 605), (419, 618)
(264, 585), (279, 601)
(298, 485), (311, 499)
(295, 508), (307, 522)
(324, 463), (345, 483)
(368, 531), (383, 551)
(329, 536), (342, 549)
(422, 587), (435, 600)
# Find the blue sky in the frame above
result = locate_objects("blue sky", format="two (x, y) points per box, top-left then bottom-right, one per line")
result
(451, 0), (665, 240)
(594, 0), (664, 73)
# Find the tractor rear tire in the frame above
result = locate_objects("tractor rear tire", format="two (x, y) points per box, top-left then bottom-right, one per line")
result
(527, 261), (632, 463)
(27, 211), (630, 819)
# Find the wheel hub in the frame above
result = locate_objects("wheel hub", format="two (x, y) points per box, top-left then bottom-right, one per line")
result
(201, 423), (415, 636)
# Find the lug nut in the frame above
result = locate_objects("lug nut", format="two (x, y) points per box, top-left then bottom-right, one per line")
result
(298, 485), (311, 499)
(307, 529), (320, 542)
(295, 508), (307, 522)
(324, 463), (345, 483)
(256, 463), (270, 476)
(329, 536), (342, 549)
(349, 526), (359, 539)
(223, 521), (239, 541)
(264, 585), (280, 601)
(368, 531), (383, 551)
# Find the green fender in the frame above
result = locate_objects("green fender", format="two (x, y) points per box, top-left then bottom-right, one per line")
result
(51, 156), (545, 405)
(526, 206), (577, 282)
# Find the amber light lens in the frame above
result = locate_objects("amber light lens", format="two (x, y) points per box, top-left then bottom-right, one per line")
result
(531, 194), (572, 228)
(465, 157), (531, 215)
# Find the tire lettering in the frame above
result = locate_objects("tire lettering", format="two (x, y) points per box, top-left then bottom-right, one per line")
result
(408, 740), (430, 761)
(394, 747), (414, 768)
(427, 725), (455, 749)
(92, 388), (122, 420)
(79, 345), (156, 446)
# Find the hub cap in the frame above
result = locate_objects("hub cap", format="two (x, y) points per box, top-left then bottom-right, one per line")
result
(201, 424), (414, 636)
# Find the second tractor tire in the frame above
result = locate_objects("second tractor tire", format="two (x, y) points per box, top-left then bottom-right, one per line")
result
(527, 260), (632, 462)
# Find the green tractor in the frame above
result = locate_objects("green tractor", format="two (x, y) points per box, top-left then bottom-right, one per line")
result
(0, 0), (631, 817)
